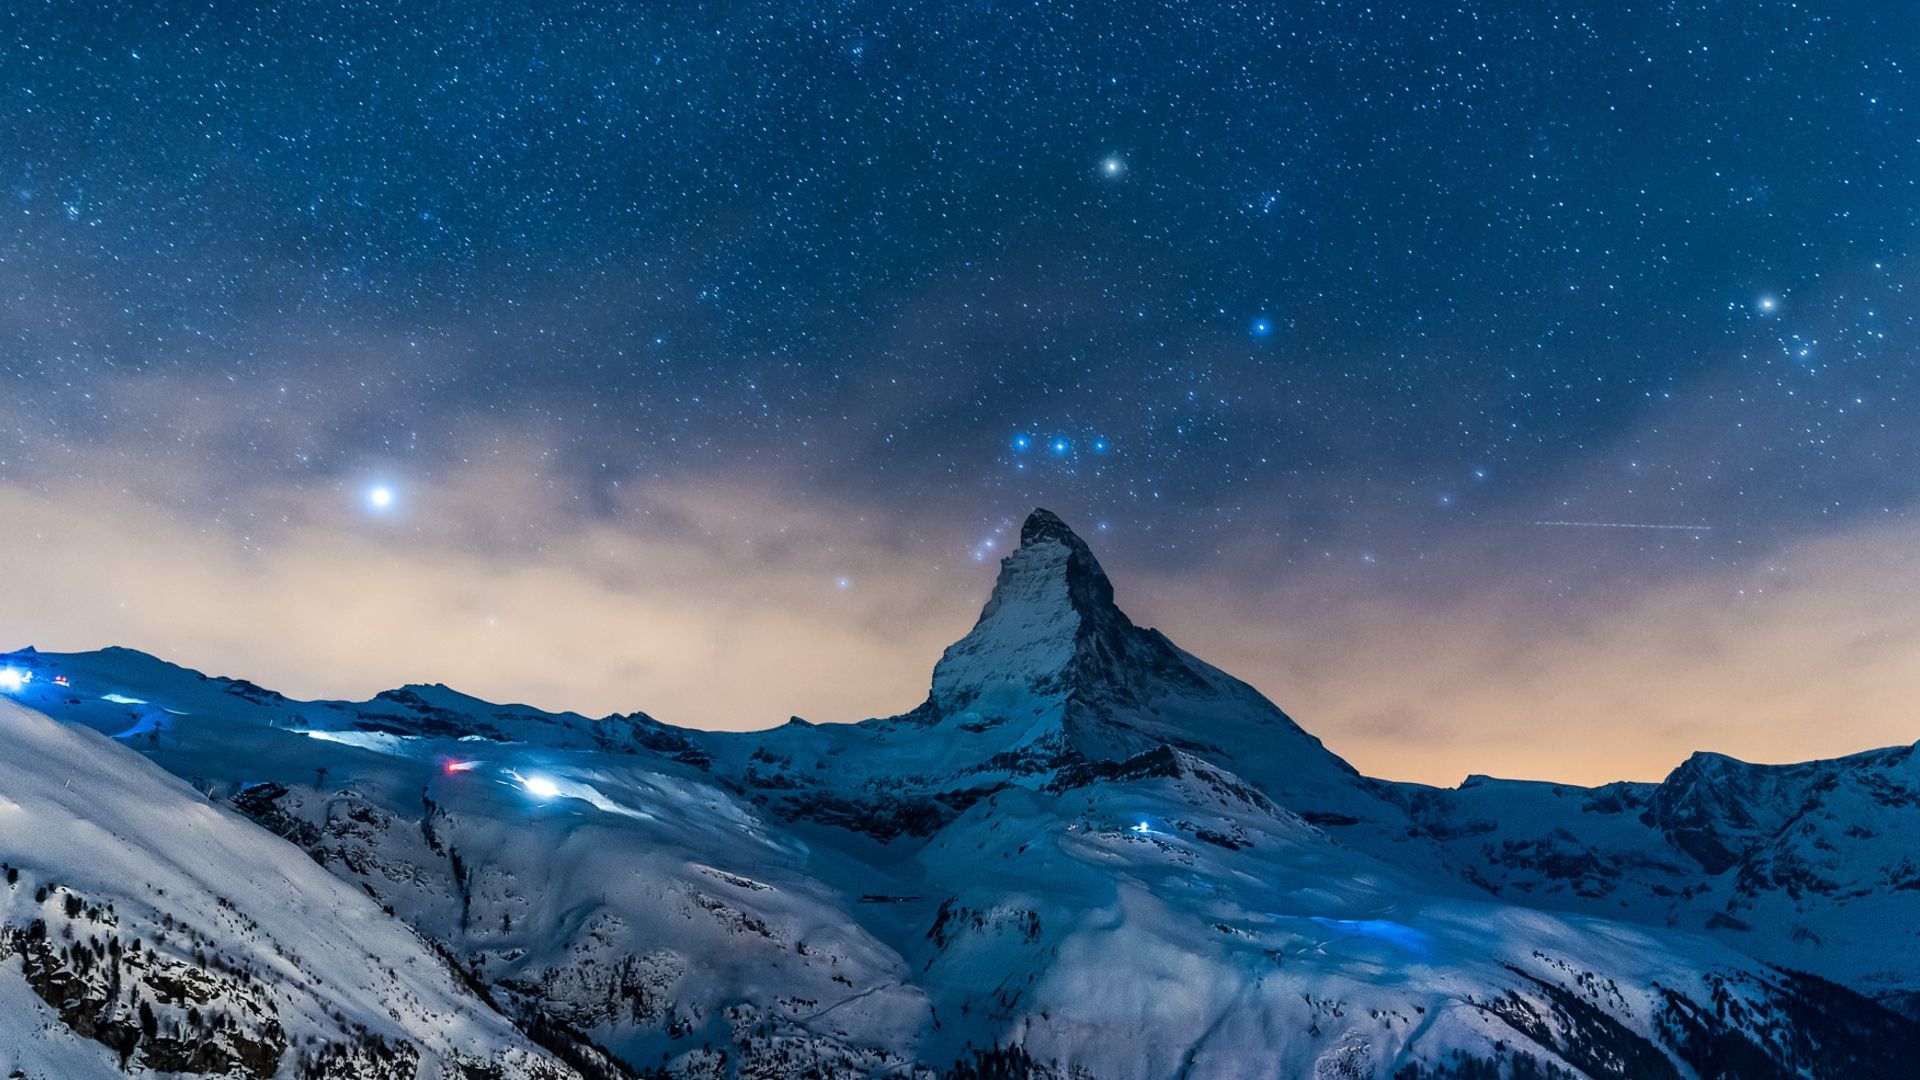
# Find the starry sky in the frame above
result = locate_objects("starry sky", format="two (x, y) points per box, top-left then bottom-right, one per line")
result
(5, 2), (1920, 786)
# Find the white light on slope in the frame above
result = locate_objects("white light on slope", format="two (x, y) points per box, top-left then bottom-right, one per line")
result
(292, 728), (415, 756)
(505, 770), (651, 819)
(0, 668), (29, 692)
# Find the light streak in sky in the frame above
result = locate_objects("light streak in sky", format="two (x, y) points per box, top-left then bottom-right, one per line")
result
(1533, 520), (1713, 531)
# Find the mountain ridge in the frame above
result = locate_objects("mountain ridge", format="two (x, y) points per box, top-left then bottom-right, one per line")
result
(5, 507), (1920, 1077)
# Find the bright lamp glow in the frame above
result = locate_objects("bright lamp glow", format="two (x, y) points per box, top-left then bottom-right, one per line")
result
(523, 775), (561, 799)
(0, 668), (27, 692)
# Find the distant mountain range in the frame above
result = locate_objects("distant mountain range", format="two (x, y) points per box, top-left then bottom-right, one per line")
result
(4, 508), (1918, 1078)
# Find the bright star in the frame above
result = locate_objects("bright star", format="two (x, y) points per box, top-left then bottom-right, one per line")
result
(366, 484), (396, 510)
(1091, 438), (1110, 454)
(1756, 294), (1779, 315)
(1101, 156), (1126, 178)
(1011, 434), (1032, 452)
(1251, 316), (1273, 338)
(1050, 438), (1071, 455)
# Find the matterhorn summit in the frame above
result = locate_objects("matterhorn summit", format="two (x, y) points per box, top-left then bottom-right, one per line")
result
(932, 507), (1209, 714)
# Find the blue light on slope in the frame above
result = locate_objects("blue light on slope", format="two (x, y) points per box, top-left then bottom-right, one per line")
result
(1309, 916), (1432, 957)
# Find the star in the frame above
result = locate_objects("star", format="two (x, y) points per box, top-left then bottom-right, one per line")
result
(1100, 156), (1126, 179)
(1756, 294), (1780, 315)
(1251, 316), (1274, 338)
(365, 484), (396, 511)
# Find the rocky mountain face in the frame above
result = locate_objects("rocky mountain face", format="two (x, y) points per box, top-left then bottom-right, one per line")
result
(4, 508), (1919, 1078)
(1374, 742), (1920, 1019)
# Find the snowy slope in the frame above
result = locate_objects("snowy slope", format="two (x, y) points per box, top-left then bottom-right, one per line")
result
(0, 697), (579, 1079)
(10, 670), (1908, 1078)
(0, 651), (939, 1075)
(6, 508), (1920, 1077)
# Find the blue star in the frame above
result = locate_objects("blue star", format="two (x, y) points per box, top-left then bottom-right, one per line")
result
(1091, 437), (1110, 454)
(1250, 316), (1273, 338)
(1011, 434), (1032, 452)
(1050, 437), (1071, 455)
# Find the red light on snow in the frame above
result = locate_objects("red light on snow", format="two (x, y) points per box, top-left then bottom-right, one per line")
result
(445, 760), (477, 774)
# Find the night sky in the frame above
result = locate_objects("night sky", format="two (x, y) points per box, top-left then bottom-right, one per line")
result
(6, 2), (1920, 785)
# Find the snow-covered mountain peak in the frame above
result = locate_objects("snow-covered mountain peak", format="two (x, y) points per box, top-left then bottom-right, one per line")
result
(929, 508), (1169, 716)
(994, 507), (1120, 629)
(901, 510), (1362, 802)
